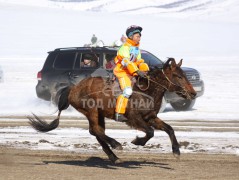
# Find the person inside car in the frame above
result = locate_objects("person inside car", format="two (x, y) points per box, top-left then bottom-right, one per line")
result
(113, 25), (149, 122)
(105, 54), (116, 70)
(81, 54), (97, 68)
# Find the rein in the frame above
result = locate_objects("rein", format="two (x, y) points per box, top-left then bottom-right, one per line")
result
(162, 69), (178, 89)
(136, 69), (169, 91)
(162, 69), (191, 98)
(136, 76), (150, 91)
(137, 69), (189, 98)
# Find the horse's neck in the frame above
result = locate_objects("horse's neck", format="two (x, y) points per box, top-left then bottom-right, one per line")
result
(148, 71), (168, 112)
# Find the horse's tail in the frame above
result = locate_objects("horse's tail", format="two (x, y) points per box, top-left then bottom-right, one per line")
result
(28, 86), (71, 132)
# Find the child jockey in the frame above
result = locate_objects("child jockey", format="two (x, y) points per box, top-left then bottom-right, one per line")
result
(114, 25), (149, 122)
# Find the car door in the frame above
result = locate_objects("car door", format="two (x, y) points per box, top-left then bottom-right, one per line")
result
(48, 51), (77, 103)
(50, 51), (77, 85)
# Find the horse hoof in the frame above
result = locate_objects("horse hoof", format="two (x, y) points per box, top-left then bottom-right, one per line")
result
(131, 139), (137, 145)
(114, 145), (123, 150)
(131, 137), (142, 146)
(114, 158), (123, 164)
(173, 153), (180, 161)
(131, 139), (146, 146)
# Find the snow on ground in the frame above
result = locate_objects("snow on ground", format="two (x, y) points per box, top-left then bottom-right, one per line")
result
(0, 1), (239, 155)
(1, 126), (239, 155)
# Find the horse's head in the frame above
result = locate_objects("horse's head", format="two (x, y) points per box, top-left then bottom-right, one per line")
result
(161, 58), (197, 100)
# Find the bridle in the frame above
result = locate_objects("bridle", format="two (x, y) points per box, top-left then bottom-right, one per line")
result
(137, 69), (191, 99)
(136, 69), (168, 91)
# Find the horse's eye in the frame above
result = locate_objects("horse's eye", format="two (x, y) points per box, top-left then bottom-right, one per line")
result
(173, 73), (182, 79)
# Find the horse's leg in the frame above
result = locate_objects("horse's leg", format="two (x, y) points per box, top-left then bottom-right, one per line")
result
(98, 113), (123, 150)
(149, 117), (180, 157)
(89, 125), (120, 164)
(87, 110), (120, 163)
(96, 136), (121, 164)
(130, 118), (154, 146)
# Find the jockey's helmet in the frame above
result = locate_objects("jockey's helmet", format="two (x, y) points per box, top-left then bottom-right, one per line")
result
(126, 25), (143, 38)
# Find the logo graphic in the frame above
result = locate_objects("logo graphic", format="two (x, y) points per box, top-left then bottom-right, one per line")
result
(79, 68), (155, 110)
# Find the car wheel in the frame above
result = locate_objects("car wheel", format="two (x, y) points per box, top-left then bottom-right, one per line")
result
(170, 99), (196, 111)
(159, 96), (167, 113)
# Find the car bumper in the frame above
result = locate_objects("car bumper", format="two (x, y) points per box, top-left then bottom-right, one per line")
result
(36, 81), (51, 101)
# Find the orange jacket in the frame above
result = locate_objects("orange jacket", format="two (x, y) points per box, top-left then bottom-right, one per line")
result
(114, 38), (146, 77)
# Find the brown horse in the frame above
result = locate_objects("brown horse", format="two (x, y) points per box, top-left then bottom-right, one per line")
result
(28, 58), (196, 164)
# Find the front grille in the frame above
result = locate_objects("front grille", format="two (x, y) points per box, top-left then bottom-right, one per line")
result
(185, 71), (200, 85)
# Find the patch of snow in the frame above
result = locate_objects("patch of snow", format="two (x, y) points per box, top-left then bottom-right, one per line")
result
(0, 126), (238, 155)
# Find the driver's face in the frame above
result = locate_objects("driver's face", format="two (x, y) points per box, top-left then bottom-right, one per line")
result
(84, 59), (91, 64)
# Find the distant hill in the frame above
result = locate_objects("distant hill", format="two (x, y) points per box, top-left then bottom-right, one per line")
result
(0, 0), (239, 22)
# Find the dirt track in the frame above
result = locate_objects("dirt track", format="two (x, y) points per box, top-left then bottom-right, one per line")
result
(0, 117), (239, 179)
(0, 147), (239, 180)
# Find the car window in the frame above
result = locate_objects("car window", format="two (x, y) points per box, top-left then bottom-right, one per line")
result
(103, 53), (116, 70)
(54, 52), (76, 69)
(141, 51), (163, 68)
(75, 53), (100, 69)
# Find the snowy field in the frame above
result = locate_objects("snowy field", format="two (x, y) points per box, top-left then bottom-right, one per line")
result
(1, 125), (239, 155)
(0, 0), (239, 155)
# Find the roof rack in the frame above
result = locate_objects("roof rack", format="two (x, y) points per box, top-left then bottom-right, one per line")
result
(54, 47), (83, 51)
(103, 45), (120, 48)
(54, 46), (119, 52)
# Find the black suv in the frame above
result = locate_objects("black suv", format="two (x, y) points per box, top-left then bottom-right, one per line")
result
(36, 47), (204, 112)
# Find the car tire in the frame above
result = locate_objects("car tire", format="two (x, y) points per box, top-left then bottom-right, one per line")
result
(170, 99), (196, 111)
(159, 96), (167, 113)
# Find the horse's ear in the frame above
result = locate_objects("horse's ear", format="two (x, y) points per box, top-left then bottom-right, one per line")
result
(178, 59), (183, 67)
(169, 58), (177, 71)
(164, 58), (175, 69)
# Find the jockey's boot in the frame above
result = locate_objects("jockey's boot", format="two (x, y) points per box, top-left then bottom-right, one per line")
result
(115, 113), (128, 122)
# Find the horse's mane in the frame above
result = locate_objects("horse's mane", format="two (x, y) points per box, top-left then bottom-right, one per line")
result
(147, 57), (176, 79)
(148, 65), (163, 77)
(148, 58), (175, 73)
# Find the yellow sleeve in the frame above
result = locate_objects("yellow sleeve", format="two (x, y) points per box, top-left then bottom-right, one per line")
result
(114, 45), (130, 64)
(118, 45), (130, 59)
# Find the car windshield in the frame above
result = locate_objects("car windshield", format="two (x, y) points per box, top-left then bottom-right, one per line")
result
(141, 50), (163, 68)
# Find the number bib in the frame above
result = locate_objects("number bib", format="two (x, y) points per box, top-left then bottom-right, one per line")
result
(129, 46), (139, 62)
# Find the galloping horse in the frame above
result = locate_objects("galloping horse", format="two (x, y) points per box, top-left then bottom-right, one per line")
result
(28, 58), (196, 164)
